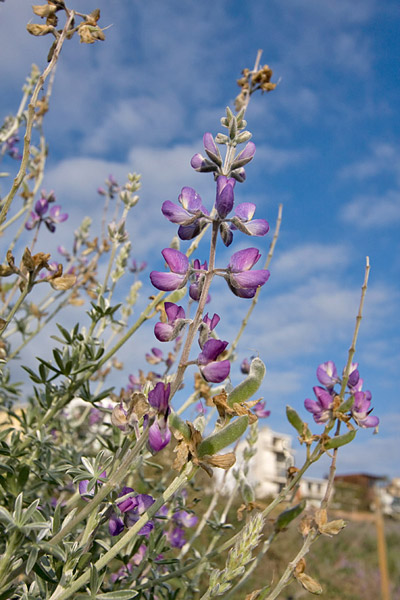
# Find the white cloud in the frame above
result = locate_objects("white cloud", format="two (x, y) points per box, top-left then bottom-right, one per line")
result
(272, 243), (350, 281)
(341, 189), (400, 228)
(339, 143), (400, 182)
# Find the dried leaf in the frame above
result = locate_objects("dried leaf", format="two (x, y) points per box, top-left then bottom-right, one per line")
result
(50, 274), (76, 290)
(296, 572), (323, 595)
(0, 264), (14, 277)
(32, 4), (57, 18)
(26, 24), (54, 36)
(21, 248), (35, 271)
(203, 452), (236, 470)
(319, 519), (347, 537)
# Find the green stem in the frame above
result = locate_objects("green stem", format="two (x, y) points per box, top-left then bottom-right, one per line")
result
(0, 284), (30, 338)
(0, 531), (21, 585)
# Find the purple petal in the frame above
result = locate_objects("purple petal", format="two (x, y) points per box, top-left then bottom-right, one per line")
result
(230, 269), (270, 289)
(232, 142), (256, 169)
(136, 494), (155, 514)
(229, 248), (261, 272)
(165, 302), (185, 322)
(35, 197), (48, 216)
(49, 205), (68, 222)
(227, 283), (259, 298)
(150, 271), (186, 291)
(198, 339), (228, 363)
(167, 526), (186, 548)
(148, 420), (171, 452)
(242, 219), (270, 236)
(201, 359), (231, 383)
(220, 222), (234, 247)
(148, 382), (170, 413)
(161, 248), (189, 274)
(316, 361), (338, 387)
(235, 202), (256, 221)
(358, 415), (379, 428)
(178, 222), (202, 240)
(253, 400), (271, 418)
(154, 322), (174, 342)
(174, 510), (198, 527)
(216, 176), (235, 218)
(203, 132), (221, 164)
(313, 386), (334, 409)
(109, 514), (125, 536)
(190, 153), (217, 172)
(304, 398), (320, 415)
(178, 187), (203, 212)
(117, 488), (137, 513)
(162, 201), (192, 224)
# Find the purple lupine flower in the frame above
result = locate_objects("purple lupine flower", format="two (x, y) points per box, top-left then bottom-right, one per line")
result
(231, 202), (269, 237)
(253, 400), (271, 418)
(124, 493), (155, 536)
(304, 386), (334, 424)
(215, 176), (235, 219)
(4, 134), (22, 159)
(202, 313), (220, 331)
(127, 374), (142, 392)
(154, 302), (186, 342)
(25, 191), (68, 233)
(110, 487), (156, 537)
(197, 338), (230, 383)
(130, 259), (147, 273)
(189, 259), (210, 302)
(351, 390), (379, 429)
(162, 187), (209, 240)
(225, 248), (270, 298)
(167, 527), (186, 549)
(316, 361), (339, 388)
(150, 248), (189, 291)
(145, 347), (164, 365)
(173, 510), (198, 528)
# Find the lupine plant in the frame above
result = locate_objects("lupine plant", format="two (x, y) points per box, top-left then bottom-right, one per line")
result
(0, 4), (379, 600)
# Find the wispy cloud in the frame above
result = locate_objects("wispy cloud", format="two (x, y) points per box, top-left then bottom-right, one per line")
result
(341, 189), (400, 228)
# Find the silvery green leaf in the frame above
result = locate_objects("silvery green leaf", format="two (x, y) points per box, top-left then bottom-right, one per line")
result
(96, 591), (138, 599)
(21, 498), (40, 525)
(13, 492), (23, 524)
(26, 547), (39, 575)
(81, 457), (94, 474)
(0, 506), (14, 526)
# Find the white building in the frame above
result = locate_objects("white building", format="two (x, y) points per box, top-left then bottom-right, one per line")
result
(216, 426), (328, 506)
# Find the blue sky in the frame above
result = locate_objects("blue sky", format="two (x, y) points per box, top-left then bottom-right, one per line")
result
(1, 0), (399, 479)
